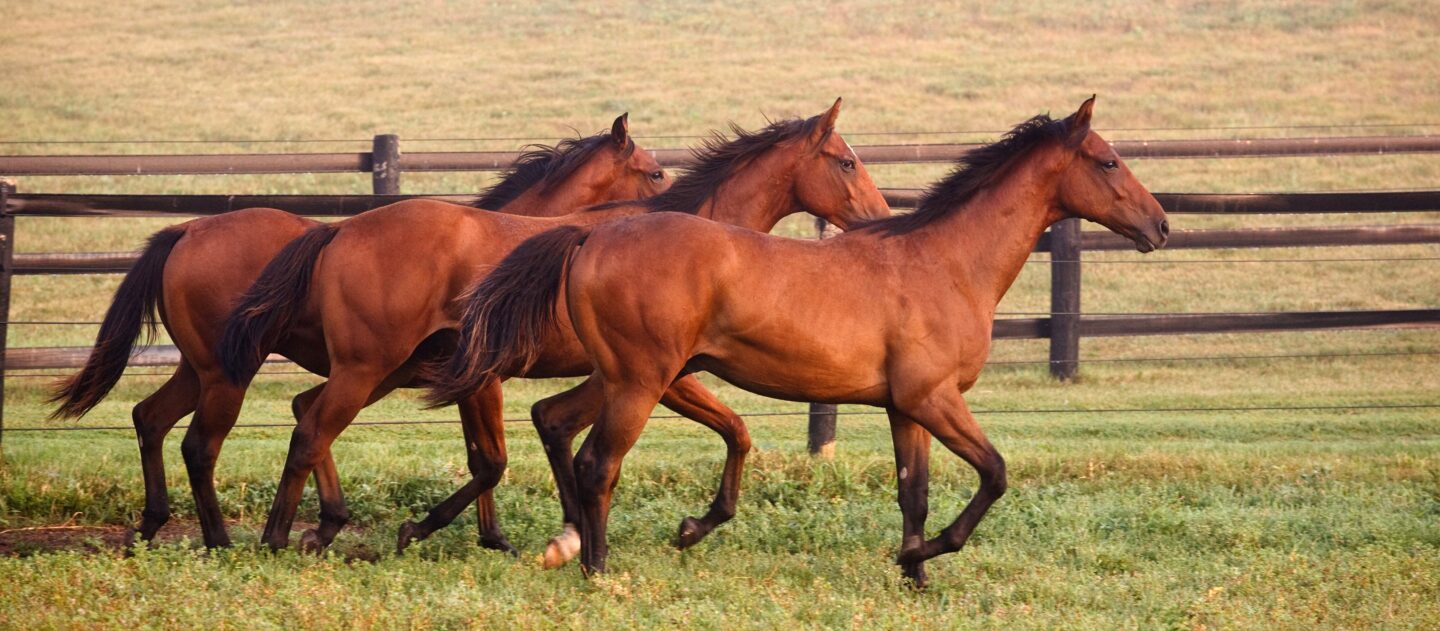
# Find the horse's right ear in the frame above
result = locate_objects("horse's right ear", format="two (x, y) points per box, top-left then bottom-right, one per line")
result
(1065, 96), (1095, 146)
(810, 98), (842, 147)
(611, 113), (630, 149)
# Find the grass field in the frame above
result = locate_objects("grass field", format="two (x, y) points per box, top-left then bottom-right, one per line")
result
(3, 0), (1439, 628)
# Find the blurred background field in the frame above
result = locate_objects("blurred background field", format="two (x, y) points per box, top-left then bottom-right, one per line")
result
(1, 0), (1437, 628)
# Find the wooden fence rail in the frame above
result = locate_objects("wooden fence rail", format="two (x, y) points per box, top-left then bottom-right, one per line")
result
(2, 134), (1438, 455)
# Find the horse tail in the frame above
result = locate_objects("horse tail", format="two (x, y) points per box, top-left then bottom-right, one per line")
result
(217, 223), (340, 385)
(424, 225), (591, 407)
(49, 226), (187, 419)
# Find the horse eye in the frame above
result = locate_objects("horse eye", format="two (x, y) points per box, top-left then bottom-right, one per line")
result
(840, 159), (855, 171)
(650, 170), (665, 181)
(1101, 160), (1118, 171)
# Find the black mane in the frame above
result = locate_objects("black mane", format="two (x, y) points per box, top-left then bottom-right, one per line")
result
(859, 114), (1070, 236)
(473, 133), (626, 210)
(587, 114), (828, 215)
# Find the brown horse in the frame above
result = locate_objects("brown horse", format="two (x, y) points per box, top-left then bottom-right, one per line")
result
(219, 99), (891, 555)
(435, 97), (1170, 585)
(50, 115), (662, 551)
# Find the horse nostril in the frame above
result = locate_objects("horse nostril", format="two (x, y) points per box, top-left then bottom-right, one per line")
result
(1159, 220), (1170, 236)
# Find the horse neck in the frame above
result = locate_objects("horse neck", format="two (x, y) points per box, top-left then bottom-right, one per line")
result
(497, 178), (609, 217)
(693, 151), (800, 232)
(910, 146), (1068, 310)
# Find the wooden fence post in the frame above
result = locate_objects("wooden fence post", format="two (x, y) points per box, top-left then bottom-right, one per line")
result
(372, 134), (401, 195)
(807, 217), (838, 457)
(0, 180), (14, 456)
(1048, 218), (1082, 380)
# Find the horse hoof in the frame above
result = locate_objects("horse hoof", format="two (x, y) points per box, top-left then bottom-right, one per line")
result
(396, 521), (420, 554)
(901, 564), (929, 590)
(675, 516), (707, 550)
(542, 524), (581, 570)
(298, 529), (327, 554)
(479, 536), (520, 558)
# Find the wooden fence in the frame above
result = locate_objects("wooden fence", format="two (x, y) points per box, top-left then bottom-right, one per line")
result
(2, 134), (1438, 453)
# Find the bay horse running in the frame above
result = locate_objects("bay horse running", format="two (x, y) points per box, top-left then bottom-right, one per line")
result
(218, 99), (890, 555)
(50, 114), (664, 551)
(434, 97), (1169, 586)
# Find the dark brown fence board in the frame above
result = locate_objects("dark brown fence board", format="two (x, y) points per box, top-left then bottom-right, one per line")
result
(18, 223), (1439, 276)
(1076, 309), (1440, 337)
(885, 189), (1440, 214)
(13, 190), (1438, 218)
(3, 193), (480, 217)
(1068, 224), (1440, 252)
(4, 136), (1437, 177)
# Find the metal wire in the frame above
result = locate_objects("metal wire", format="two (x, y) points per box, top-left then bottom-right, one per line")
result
(1025, 256), (1440, 265)
(6, 402), (1436, 433)
(2, 122), (1437, 146)
(5, 348), (1436, 379)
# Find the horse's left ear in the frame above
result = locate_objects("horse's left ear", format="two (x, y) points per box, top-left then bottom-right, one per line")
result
(1065, 95), (1095, 146)
(611, 112), (630, 149)
(811, 98), (842, 147)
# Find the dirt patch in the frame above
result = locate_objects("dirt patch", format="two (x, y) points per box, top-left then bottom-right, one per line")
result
(0, 520), (382, 562)
(0, 520), (208, 557)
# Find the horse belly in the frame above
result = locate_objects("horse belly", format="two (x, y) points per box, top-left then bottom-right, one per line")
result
(696, 329), (890, 406)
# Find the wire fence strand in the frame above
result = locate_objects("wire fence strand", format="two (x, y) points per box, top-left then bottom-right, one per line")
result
(2, 122), (1438, 146)
(6, 402), (1436, 433)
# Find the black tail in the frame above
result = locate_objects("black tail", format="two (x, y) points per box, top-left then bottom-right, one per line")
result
(216, 224), (340, 384)
(49, 226), (186, 419)
(423, 225), (591, 407)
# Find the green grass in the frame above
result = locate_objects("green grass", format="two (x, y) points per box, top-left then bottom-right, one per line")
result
(3, 0), (1439, 628)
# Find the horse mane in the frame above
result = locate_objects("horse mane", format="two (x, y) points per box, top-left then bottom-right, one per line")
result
(473, 133), (630, 210)
(585, 114), (828, 216)
(859, 114), (1070, 236)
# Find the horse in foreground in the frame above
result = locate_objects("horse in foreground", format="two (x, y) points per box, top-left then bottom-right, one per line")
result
(433, 97), (1169, 586)
(218, 100), (890, 556)
(50, 114), (663, 551)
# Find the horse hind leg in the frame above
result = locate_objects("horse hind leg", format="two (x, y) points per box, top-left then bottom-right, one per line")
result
(396, 379), (515, 556)
(285, 385), (354, 553)
(528, 375), (608, 569)
(573, 382), (667, 575)
(179, 378), (247, 548)
(658, 374), (751, 551)
(128, 362), (200, 547)
(261, 363), (394, 551)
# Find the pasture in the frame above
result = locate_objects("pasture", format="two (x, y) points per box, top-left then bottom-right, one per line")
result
(2, 0), (1438, 628)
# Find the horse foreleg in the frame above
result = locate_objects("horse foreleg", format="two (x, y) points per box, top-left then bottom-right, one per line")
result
(887, 409), (933, 588)
(657, 374), (751, 550)
(895, 393), (1006, 569)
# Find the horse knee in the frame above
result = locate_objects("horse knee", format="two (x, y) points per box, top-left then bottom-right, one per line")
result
(467, 453), (508, 489)
(179, 433), (214, 470)
(980, 452), (1007, 499)
(132, 409), (168, 450)
(726, 415), (752, 454)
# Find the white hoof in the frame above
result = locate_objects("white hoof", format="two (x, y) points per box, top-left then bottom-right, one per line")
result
(542, 523), (581, 570)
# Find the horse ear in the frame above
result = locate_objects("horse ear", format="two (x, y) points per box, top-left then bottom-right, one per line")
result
(811, 98), (842, 146)
(1066, 95), (1096, 146)
(611, 113), (630, 149)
